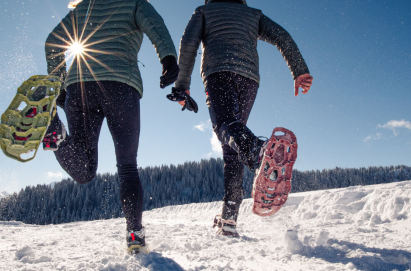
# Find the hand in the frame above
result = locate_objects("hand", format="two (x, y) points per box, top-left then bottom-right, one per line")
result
(160, 56), (179, 89)
(178, 90), (190, 107)
(294, 73), (313, 97)
(55, 88), (67, 109)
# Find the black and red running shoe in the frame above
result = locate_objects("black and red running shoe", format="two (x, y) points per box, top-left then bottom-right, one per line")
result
(127, 228), (150, 255)
(42, 117), (66, 151)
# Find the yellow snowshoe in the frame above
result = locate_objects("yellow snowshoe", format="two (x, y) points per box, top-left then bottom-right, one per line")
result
(0, 75), (61, 162)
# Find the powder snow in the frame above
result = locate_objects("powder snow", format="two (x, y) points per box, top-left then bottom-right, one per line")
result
(1, 181), (411, 270)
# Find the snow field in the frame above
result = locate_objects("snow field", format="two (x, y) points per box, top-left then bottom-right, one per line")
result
(1, 181), (411, 271)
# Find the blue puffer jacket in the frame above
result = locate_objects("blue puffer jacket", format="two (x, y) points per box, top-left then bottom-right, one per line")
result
(45, 0), (177, 97)
(175, 0), (309, 90)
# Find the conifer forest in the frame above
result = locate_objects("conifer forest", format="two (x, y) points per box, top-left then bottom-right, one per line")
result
(0, 158), (410, 225)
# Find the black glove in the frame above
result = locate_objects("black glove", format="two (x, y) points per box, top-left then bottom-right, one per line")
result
(160, 56), (179, 89)
(166, 87), (198, 113)
(56, 88), (67, 109)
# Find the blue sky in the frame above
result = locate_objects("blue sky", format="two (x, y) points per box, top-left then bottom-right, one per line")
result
(0, 0), (410, 193)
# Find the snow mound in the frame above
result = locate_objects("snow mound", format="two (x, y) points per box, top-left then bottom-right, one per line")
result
(15, 246), (35, 260)
(0, 181), (410, 271)
(291, 181), (411, 226)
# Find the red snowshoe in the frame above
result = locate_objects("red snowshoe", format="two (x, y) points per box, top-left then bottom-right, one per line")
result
(252, 127), (298, 217)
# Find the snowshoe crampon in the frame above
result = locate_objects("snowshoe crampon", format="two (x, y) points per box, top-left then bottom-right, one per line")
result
(252, 127), (298, 217)
(0, 75), (61, 162)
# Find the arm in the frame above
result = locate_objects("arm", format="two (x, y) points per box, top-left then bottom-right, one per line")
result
(135, 0), (177, 62)
(174, 7), (204, 91)
(258, 14), (310, 80)
(45, 11), (75, 87)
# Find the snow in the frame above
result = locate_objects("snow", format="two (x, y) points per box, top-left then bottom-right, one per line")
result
(1, 181), (411, 271)
(0, 191), (10, 200)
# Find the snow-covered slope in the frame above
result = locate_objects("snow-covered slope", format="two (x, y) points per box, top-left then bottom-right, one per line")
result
(0, 191), (9, 200)
(1, 181), (411, 271)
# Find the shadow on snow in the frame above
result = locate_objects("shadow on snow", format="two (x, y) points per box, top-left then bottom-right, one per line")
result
(294, 238), (411, 271)
(136, 252), (184, 271)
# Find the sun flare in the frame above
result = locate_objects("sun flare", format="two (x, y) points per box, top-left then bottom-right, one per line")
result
(69, 41), (85, 56)
(47, 1), (116, 83)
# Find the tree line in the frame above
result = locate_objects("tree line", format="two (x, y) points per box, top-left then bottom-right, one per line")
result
(0, 158), (410, 225)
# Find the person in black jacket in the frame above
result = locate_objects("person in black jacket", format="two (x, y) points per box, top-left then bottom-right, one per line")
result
(174, 0), (313, 237)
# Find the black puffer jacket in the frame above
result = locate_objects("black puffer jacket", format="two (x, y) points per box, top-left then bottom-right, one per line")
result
(175, 0), (309, 90)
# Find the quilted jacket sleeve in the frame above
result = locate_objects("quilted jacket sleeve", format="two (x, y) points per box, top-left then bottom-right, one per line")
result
(45, 11), (74, 87)
(258, 14), (309, 79)
(135, 0), (177, 62)
(175, 7), (204, 90)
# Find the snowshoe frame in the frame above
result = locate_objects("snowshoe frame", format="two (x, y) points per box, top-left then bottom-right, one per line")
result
(252, 127), (298, 217)
(0, 75), (61, 162)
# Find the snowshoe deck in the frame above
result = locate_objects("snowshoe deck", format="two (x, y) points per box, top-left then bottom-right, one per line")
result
(0, 75), (61, 162)
(252, 127), (298, 217)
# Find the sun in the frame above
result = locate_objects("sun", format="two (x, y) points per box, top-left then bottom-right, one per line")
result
(69, 41), (85, 57)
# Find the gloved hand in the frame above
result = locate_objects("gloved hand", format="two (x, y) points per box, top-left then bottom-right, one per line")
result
(160, 56), (179, 89)
(56, 88), (67, 109)
(166, 87), (198, 113)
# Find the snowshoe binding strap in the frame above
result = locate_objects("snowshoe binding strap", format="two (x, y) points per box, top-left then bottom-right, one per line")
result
(252, 127), (298, 217)
(0, 75), (61, 162)
(166, 87), (198, 113)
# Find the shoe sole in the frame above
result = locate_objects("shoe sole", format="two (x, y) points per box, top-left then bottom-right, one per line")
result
(252, 127), (298, 217)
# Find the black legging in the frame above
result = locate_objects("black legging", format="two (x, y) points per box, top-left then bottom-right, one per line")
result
(54, 81), (143, 231)
(205, 71), (259, 207)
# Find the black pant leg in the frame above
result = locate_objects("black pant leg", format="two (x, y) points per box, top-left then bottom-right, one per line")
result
(222, 74), (259, 202)
(54, 82), (105, 184)
(100, 81), (143, 232)
(205, 72), (259, 220)
(205, 72), (257, 159)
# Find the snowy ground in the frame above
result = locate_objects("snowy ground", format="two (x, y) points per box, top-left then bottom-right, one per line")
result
(1, 181), (411, 271)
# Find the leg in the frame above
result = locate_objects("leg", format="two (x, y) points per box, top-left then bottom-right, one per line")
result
(54, 82), (105, 184)
(211, 73), (258, 221)
(99, 81), (143, 232)
(221, 145), (244, 221)
(205, 72), (259, 166)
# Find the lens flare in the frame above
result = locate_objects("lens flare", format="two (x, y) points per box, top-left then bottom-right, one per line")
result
(68, 0), (83, 9)
(69, 41), (84, 56)
(47, 0), (118, 84)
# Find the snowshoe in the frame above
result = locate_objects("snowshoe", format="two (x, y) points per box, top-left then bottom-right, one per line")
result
(0, 75), (61, 162)
(213, 215), (240, 238)
(252, 127), (298, 217)
(127, 228), (150, 255)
